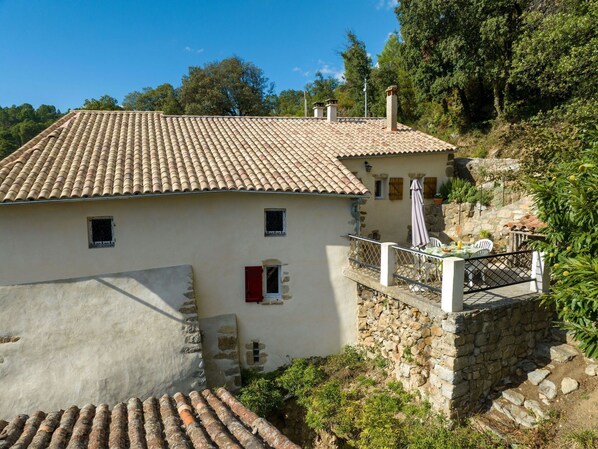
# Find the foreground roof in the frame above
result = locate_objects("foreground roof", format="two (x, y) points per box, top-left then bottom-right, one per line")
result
(0, 110), (455, 203)
(0, 388), (299, 449)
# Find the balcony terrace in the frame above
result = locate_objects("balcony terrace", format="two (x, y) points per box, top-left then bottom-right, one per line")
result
(345, 235), (550, 313)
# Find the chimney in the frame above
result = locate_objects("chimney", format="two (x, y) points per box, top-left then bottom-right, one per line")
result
(313, 102), (325, 118)
(326, 99), (338, 122)
(386, 85), (398, 131)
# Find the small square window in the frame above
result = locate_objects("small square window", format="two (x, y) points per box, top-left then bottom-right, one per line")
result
(374, 180), (386, 199)
(264, 265), (281, 300)
(88, 217), (115, 248)
(264, 209), (286, 236)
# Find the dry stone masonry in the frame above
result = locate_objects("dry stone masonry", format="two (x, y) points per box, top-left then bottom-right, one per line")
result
(356, 282), (553, 417)
(426, 197), (533, 249)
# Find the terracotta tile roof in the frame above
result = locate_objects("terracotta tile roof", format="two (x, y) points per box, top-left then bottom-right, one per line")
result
(0, 110), (455, 203)
(504, 214), (546, 232)
(0, 388), (300, 449)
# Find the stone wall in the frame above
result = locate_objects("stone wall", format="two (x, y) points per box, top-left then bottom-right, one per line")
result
(198, 314), (242, 391)
(426, 196), (533, 250)
(356, 278), (553, 417)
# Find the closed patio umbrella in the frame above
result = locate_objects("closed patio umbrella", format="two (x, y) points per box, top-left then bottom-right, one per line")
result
(411, 179), (430, 249)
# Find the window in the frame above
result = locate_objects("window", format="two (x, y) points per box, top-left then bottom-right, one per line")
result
(264, 265), (282, 300)
(264, 209), (286, 236)
(88, 217), (114, 248)
(252, 341), (260, 363)
(374, 179), (386, 199)
(244, 265), (283, 303)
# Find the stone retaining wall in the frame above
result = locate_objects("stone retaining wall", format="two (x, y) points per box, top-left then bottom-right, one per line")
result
(425, 197), (533, 250)
(355, 277), (553, 417)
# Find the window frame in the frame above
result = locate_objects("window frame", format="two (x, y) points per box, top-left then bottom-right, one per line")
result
(87, 216), (115, 249)
(263, 265), (282, 300)
(264, 209), (287, 237)
(374, 179), (386, 200)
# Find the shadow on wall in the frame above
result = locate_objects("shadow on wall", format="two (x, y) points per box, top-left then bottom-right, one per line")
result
(0, 265), (205, 419)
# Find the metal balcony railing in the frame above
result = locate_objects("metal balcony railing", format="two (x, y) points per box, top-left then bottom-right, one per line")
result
(392, 245), (443, 299)
(463, 250), (535, 294)
(348, 235), (382, 273)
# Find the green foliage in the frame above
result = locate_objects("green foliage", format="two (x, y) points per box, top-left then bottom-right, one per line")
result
(238, 377), (284, 417)
(322, 345), (365, 374)
(529, 133), (598, 357)
(0, 104), (63, 158)
(509, 0), (597, 115)
(354, 392), (403, 448)
(306, 71), (340, 104)
(566, 429), (597, 449)
(304, 379), (345, 431)
(122, 84), (182, 115)
(370, 33), (419, 122)
(82, 95), (121, 110)
(519, 98), (598, 177)
(439, 178), (493, 206)
(273, 89), (305, 116)
(180, 56), (274, 116)
(479, 230), (493, 240)
(402, 415), (504, 449)
(340, 31), (372, 117)
(276, 358), (325, 402)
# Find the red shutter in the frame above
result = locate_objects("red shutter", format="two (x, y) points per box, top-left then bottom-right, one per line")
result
(245, 266), (263, 302)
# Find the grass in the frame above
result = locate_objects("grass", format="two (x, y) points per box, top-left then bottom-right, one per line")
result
(566, 429), (598, 449)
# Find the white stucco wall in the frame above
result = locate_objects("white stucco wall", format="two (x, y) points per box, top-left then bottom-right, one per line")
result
(341, 153), (451, 243)
(0, 192), (357, 372)
(0, 265), (204, 419)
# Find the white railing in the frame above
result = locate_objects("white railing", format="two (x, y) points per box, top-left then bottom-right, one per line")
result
(347, 238), (548, 313)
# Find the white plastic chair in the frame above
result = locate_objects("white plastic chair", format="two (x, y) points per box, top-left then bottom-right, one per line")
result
(428, 237), (442, 248)
(473, 238), (493, 252)
(466, 248), (490, 287)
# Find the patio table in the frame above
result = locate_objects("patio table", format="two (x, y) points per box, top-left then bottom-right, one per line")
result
(423, 244), (482, 259)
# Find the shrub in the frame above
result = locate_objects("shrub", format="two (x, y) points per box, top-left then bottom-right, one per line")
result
(238, 377), (284, 417)
(529, 132), (598, 357)
(276, 358), (325, 403)
(439, 178), (493, 205)
(354, 393), (403, 449)
(305, 379), (344, 430)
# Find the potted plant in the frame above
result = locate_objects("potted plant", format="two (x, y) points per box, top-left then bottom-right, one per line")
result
(433, 193), (444, 205)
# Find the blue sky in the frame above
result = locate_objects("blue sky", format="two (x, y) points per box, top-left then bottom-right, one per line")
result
(0, 1), (400, 111)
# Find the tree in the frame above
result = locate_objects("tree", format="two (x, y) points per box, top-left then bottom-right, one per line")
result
(340, 32), (372, 117)
(180, 56), (274, 116)
(274, 89), (305, 116)
(509, 0), (597, 116)
(82, 95), (121, 110)
(529, 131), (598, 357)
(370, 33), (418, 121)
(0, 104), (63, 159)
(305, 72), (340, 103)
(123, 84), (183, 114)
(397, 0), (528, 124)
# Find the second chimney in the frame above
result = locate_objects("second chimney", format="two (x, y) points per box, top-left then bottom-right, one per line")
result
(386, 85), (398, 131)
(313, 102), (325, 118)
(326, 99), (338, 122)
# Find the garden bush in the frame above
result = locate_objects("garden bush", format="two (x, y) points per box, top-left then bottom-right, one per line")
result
(530, 132), (598, 357)
(439, 178), (493, 206)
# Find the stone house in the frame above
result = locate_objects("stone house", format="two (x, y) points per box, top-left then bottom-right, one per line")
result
(0, 89), (454, 394)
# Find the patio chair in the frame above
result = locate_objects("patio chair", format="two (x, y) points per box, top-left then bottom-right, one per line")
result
(466, 248), (490, 287)
(428, 237), (442, 248)
(410, 246), (441, 286)
(473, 238), (493, 252)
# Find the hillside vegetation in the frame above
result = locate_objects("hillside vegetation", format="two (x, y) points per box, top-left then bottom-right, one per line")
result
(239, 347), (506, 449)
